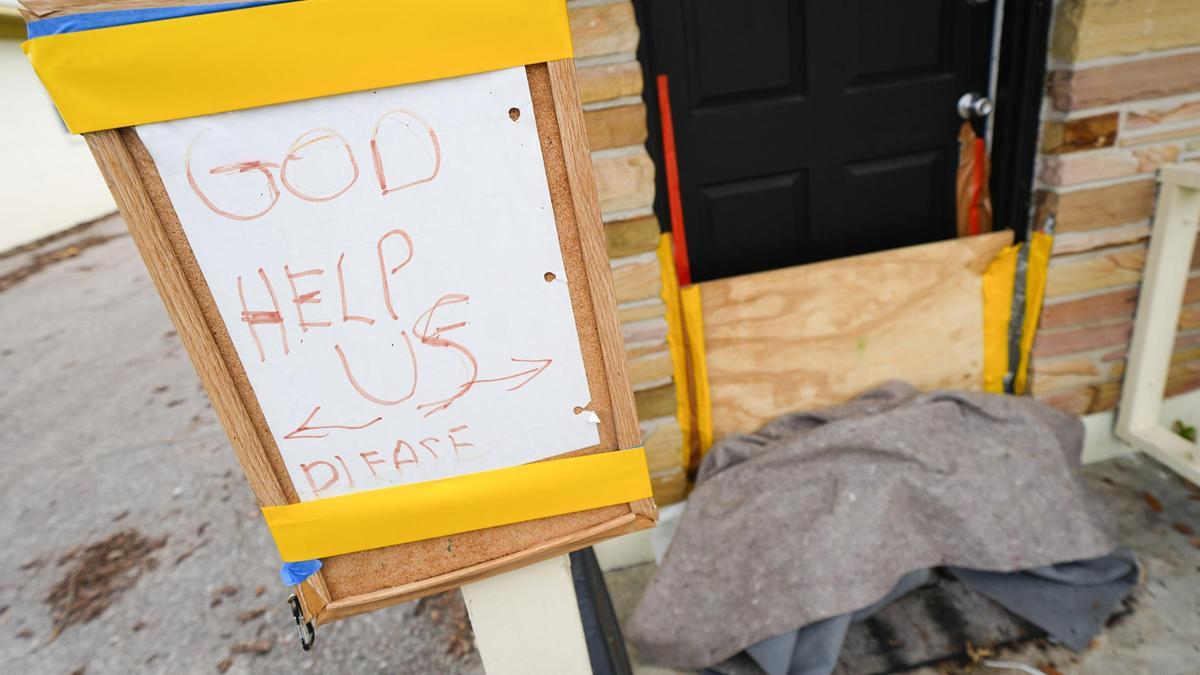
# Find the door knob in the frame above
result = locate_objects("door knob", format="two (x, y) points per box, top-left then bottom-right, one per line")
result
(957, 92), (993, 119)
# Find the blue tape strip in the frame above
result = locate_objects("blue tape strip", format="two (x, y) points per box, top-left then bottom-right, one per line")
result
(25, 0), (295, 38)
(279, 559), (323, 586)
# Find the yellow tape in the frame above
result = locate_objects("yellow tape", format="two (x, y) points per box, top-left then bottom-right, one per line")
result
(982, 244), (1018, 393)
(982, 232), (1054, 395)
(680, 285), (713, 455)
(657, 235), (692, 468)
(262, 448), (651, 562)
(23, 0), (573, 133)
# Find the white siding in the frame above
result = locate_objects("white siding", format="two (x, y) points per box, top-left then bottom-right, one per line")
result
(1, 37), (114, 252)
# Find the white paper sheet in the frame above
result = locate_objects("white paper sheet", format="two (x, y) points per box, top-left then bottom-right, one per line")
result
(137, 67), (599, 501)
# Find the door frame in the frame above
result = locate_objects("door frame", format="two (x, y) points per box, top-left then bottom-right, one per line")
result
(633, 0), (1054, 253)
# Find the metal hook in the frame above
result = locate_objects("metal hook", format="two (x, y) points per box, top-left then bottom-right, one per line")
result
(288, 594), (315, 652)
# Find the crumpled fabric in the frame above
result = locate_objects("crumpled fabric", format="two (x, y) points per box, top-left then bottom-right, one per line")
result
(629, 382), (1123, 670)
(704, 550), (1139, 675)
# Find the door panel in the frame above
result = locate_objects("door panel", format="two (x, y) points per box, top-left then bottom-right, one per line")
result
(701, 171), (808, 279)
(843, 148), (951, 253)
(845, 0), (951, 87)
(647, 0), (994, 282)
(688, 1), (803, 104)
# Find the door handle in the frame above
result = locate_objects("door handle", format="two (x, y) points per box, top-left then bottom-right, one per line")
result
(957, 92), (993, 119)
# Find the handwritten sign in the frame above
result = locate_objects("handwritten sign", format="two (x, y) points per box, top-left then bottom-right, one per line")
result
(137, 67), (599, 501)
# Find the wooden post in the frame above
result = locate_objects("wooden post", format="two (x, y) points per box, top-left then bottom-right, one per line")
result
(461, 554), (592, 674)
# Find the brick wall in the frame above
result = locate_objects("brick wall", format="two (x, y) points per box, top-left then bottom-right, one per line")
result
(1031, 0), (1200, 415)
(568, 0), (687, 503)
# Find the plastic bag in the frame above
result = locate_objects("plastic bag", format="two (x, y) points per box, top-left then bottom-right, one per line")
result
(956, 121), (993, 237)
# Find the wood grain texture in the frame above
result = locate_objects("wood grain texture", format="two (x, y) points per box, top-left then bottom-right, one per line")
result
(618, 298), (666, 323)
(634, 382), (676, 420)
(1040, 286), (1140, 329)
(649, 468), (687, 505)
(568, 1), (639, 59)
(1127, 99), (1200, 131)
(1032, 320), (1134, 358)
(1051, 222), (1150, 256)
(1048, 51), (1200, 111)
(583, 103), (648, 151)
(621, 316), (668, 346)
(1028, 355), (1103, 396)
(611, 256), (662, 303)
(576, 60), (643, 103)
(20, 0), (221, 18)
(546, 59), (656, 523)
(83, 60), (655, 626)
(604, 214), (660, 258)
(627, 350), (672, 389)
(1120, 123), (1200, 147)
(1051, 0), (1200, 62)
(1040, 180), (1157, 233)
(593, 149), (656, 214)
(642, 418), (684, 474)
(1041, 113), (1118, 155)
(1046, 247), (1146, 298)
(699, 232), (1012, 441)
(1039, 144), (1179, 187)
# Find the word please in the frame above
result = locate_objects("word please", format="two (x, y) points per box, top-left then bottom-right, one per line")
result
(300, 424), (477, 497)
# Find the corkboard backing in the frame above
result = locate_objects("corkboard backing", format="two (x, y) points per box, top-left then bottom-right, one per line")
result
(84, 60), (654, 624)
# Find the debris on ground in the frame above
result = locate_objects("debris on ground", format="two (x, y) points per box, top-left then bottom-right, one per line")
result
(0, 233), (122, 294)
(1142, 491), (1164, 513)
(209, 585), (238, 608)
(236, 607), (266, 623)
(174, 539), (208, 566)
(44, 529), (167, 642)
(414, 591), (475, 659)
(230, 639), (272, 655)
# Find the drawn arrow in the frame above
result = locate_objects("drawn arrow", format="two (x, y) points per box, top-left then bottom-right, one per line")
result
(462, 357), (553, 392)
(283, 405), (383, 440)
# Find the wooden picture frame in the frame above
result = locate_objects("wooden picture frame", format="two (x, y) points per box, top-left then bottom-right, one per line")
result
(1115, 163), (1200, 487)
(83, 59), (657, 625)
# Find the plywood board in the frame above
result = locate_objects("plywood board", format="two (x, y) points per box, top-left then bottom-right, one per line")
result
(698, 232), (1012, 441)
(79, 56), (655, 626)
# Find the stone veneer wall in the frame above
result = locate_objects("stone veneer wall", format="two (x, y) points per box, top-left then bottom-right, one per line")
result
(567, 0), (687, 503)
(1030, 0), (1200, 415)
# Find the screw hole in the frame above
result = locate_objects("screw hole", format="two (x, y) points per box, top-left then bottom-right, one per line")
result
(544, 272), (556, 282)
(509, 107), (521, 122)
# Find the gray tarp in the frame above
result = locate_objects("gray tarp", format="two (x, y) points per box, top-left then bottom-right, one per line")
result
(629, 382), (1124, 670)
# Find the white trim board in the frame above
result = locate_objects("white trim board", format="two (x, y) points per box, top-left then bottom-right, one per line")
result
(1082, 387), (1200, 465)
(1115, 164), (1200, 485)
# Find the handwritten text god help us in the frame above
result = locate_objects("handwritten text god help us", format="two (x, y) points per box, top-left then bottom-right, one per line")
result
(147, 72), (598, 500)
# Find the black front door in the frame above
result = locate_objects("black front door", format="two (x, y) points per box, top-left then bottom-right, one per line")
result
(644, 0), (994, 282)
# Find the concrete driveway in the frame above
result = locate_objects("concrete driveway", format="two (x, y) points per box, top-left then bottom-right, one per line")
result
(0, 214), (485, 674)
